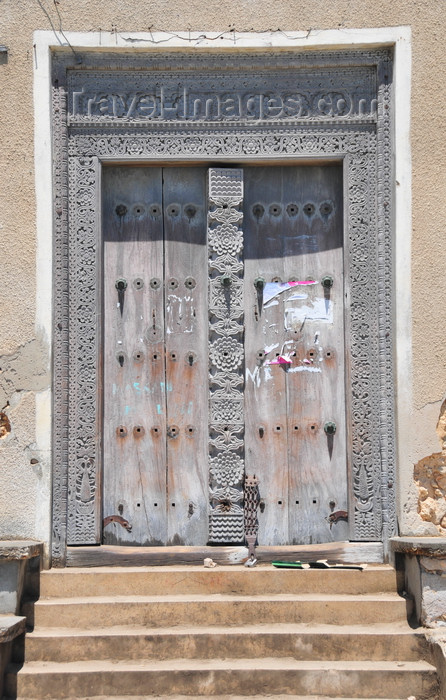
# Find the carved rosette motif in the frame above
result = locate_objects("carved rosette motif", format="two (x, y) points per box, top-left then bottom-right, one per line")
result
(51, 49), (397, 558)
(208, 169), (245, 543)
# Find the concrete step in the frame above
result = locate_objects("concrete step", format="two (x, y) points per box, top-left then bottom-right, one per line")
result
(6, 658), (438, 699)
(39, 565), (398, 598)
(23, 623), (429, 663)
(33, 592), (410, 629)
(6, 566), (437, 700)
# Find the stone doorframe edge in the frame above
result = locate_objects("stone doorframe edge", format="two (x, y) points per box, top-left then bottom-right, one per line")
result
(33, 27), (412, 564)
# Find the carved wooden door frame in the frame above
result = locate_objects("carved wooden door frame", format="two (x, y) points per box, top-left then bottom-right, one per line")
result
(50, 47), (396, 565)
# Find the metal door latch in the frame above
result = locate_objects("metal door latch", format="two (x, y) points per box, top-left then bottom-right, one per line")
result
(103, 514), (132, 532)
(244, 474), (260, 567)
(327, 510), (348, 529)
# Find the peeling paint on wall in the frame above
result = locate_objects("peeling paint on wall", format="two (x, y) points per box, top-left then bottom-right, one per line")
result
(0, 338), (49, 402)
(414, 452), (446, 534)
(0, 338), (50, 432)
(436, 398), (446, 453)
(0, 412), (11, 439)
(414, 399), (446, 535)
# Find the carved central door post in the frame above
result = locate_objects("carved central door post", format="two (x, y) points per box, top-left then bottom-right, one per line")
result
(207, 169), (245, 543)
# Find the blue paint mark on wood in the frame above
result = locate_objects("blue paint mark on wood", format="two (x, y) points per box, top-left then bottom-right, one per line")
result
(133, 381), (153, 394)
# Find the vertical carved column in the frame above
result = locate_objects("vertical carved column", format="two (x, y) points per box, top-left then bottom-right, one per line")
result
(348, 147), (381, 540)
(208, 169), (245, 543)
(377, 53), (397, 548)
(67, 156), (101, 545)
(51, 82), (69, 565)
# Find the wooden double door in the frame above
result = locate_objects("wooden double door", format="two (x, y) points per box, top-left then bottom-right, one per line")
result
(102, 164), (348, 546)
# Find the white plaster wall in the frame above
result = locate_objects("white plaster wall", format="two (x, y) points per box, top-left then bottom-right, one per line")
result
(0, 1), (445, 557)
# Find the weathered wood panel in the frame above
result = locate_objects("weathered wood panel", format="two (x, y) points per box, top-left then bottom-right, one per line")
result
(284, 165), (348, 544)
(244, 168), (289, 544)
(244, 165), (348, 545)
(163, 168), (208, 544)
(102, 167), (167, 545)
(102, 167), (209, 546)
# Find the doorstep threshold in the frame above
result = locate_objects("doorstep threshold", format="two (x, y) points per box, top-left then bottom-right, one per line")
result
(66, 541), (384, 567)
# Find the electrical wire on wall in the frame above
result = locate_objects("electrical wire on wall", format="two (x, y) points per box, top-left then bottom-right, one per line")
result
(35, 0), (314, 58)
(35, 0), (81, 62)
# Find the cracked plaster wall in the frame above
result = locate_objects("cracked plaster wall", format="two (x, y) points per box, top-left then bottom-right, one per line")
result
(402, 398), (446, 535)
(0, 1), (445, 551)
(408, 400), (446, 536)
(0, 339), (50, 554)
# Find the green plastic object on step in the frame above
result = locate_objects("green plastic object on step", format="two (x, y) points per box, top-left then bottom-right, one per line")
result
(271, 559), (366, 570)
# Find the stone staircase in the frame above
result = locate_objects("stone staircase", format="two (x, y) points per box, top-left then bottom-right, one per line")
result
(4, 564), (439, 699)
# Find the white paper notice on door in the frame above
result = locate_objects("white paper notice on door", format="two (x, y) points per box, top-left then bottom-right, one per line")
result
(284, 297), (333, 330)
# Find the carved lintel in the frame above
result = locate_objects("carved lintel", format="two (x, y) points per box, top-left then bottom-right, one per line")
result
(66, 63), (378, 125)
